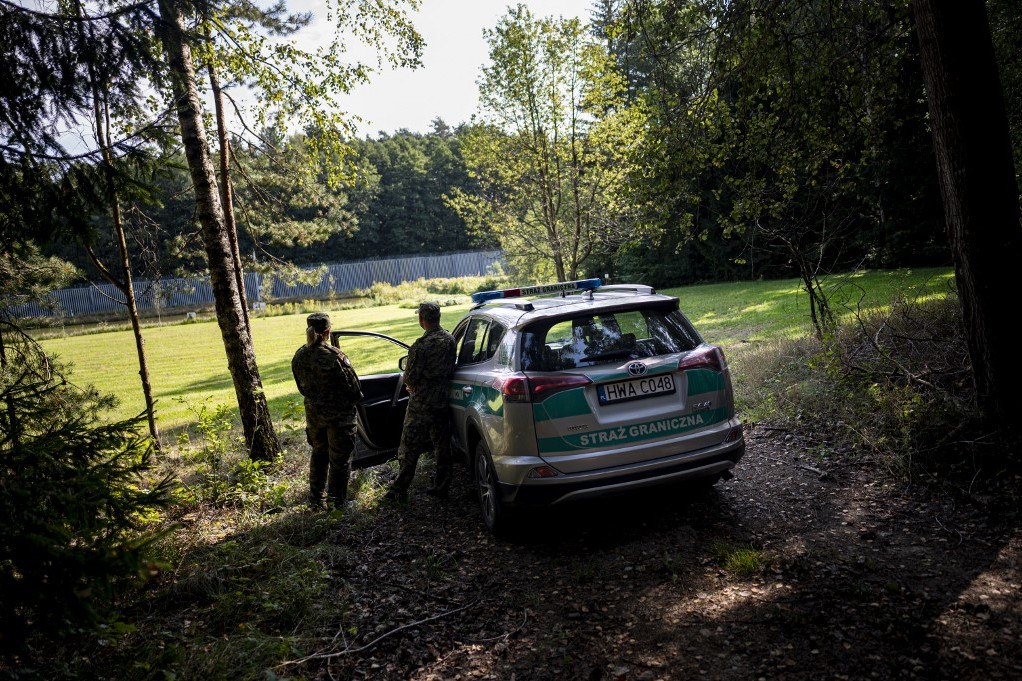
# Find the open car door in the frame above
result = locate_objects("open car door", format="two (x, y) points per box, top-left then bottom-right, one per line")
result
(331, 330), (410, 468)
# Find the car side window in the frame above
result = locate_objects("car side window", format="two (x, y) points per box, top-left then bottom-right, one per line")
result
(496, 329), (516, 369)
(457, 318), (489, 365)
(452, 319), (468, 343)
(483, 322), (507, 361)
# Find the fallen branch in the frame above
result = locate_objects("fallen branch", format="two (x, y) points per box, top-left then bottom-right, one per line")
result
(934, 515), (964, 548)
(468, 608), (528, 643)
(277, 598), (481, 668)
(797, 463), (825, 476)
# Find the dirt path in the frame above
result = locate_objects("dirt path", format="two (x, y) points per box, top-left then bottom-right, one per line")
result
(297, 424), (1021, 680)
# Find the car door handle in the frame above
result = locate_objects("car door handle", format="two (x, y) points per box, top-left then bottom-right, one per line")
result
(462, 386), (473, 396)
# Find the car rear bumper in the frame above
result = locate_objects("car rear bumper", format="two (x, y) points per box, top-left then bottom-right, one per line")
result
(497, 434), (745, 507)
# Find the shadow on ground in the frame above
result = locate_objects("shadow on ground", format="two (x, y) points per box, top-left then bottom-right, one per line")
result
(30, 425), (1019, 681)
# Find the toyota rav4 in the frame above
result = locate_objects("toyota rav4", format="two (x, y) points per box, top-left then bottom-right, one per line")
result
(333, 279), (745, 533)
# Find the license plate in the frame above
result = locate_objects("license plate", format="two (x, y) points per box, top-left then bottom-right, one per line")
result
(598, 374), (676, 405)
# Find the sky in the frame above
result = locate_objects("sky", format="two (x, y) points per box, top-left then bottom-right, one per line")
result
(288, 0), (596, 137)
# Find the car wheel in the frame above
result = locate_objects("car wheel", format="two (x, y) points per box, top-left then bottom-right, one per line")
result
(474, 441), (508, 534)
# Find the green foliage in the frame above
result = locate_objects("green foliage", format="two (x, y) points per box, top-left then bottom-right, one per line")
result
(278, 397), (306, 435)
(354, 277), (475, 307)
(254, 298), (370, 318)
(131, 512), (346, 679)
(0, 346), (173, 651)
(231, 136), (359, 256)
(740, 288), (982, 474)
(195, 0), (423, 187)
(0, 244), (80, 310)
(175, 399), (287, 510)
(0, 0), (171, 248)
(59, 127), (482, 280)
(450, 5), (642, 281)
(343, 130), (477, 259)
(603, 0), (948, 290)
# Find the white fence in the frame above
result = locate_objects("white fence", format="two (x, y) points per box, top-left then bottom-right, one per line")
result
(7, 250), (503, 319)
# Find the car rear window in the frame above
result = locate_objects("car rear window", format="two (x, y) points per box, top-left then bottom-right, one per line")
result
(519, 306), (702, 371)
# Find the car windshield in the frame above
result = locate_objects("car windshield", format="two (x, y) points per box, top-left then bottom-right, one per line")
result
(519, 306), (702, 371)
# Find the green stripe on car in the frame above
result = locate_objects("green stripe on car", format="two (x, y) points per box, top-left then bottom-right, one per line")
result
(537, 406), (730, 453)
(686, 368), (724, 396)
(533, 387), (591, 422)
(449, 383), (504, 416)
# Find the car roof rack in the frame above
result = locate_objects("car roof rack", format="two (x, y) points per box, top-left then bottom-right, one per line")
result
(597, 284), (657, 295)
(470, 278), (602, 308)
(470, 299), (535, 312)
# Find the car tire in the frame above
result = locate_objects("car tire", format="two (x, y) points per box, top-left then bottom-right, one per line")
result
(474, 441), (510, 534)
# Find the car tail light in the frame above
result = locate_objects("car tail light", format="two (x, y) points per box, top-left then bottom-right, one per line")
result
(495, 373), (592, 403)
(527, 466), (560, 478)
(495, 375), (530, 402)
(526, 373), (592, 402)
(678, 345), (726, 372)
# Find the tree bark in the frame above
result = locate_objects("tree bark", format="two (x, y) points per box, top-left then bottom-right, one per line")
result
(206, 50), (251, 334)
(89, 81), (161, 450)
(157, 0), (280, 460)
(912, 0), (1022, 440)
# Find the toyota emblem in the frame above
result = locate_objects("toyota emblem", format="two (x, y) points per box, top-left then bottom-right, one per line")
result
(627, 361), (647, 376)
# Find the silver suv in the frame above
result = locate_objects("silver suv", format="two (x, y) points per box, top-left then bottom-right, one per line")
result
(334, 280), (745, 532)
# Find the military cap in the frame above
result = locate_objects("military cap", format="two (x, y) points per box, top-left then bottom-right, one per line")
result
(307, 312), (331, 333)
(417, 301), (441, 323)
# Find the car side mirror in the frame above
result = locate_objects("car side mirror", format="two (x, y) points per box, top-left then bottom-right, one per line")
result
(398, 355), (408, 371)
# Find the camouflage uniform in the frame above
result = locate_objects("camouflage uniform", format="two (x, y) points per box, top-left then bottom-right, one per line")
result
(292, 313), (363, 507)
(390, 302), (457, 497)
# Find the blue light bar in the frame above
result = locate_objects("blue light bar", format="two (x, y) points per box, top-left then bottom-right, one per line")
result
(470, 278), (602, 304)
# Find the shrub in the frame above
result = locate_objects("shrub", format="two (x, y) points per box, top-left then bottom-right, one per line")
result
(175, 400), (287, 510)
(740, 291), (983, 474)
(0, 347), (173, 652)
(356, 276), (501, 307)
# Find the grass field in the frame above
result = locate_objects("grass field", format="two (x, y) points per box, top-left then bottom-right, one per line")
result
(37, 267), (955, 438)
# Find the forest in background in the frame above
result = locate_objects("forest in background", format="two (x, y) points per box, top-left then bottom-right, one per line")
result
(43, 0), (1022, 294)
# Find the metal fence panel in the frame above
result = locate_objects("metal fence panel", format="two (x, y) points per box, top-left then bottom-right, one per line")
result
(5, 250), (503, 319)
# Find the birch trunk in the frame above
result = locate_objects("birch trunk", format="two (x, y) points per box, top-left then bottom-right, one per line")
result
(158, 0), (280, 460)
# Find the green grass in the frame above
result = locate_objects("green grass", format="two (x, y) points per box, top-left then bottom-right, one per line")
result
(665, 266), (955, 345)
(710, 539), (763, 576)
(36, 267), (954, 436)
(38, 301), (471, 433)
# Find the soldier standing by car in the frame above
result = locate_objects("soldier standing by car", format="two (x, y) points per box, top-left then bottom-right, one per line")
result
(384, 301), (456, 502)
(292, 312), (363, 510)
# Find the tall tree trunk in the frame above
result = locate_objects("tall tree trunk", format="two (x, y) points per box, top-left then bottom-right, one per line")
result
(114, 221), (161, 449)
(0, 327), (19, 448)
(912, 0), (1022, 441)
(158, 0), (280, 461)
(89, 83), (161, 450)
(206, 50), (251, 334)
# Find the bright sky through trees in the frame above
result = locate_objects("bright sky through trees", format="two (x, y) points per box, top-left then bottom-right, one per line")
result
(288, 0), (594, 136)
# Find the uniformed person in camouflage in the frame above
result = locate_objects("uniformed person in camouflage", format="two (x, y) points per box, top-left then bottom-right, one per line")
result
(292, 312), (363, 510)
(384, 301), (457, 501)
